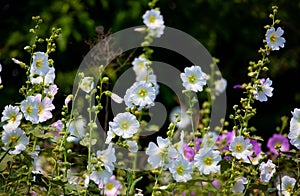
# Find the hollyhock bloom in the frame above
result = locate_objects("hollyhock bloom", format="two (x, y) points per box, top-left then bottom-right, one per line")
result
(132, 56), (149, 78)
(232, 177), (248, 194)
(105, 130), (116, 144)
(124, 81), (156, 110)
(35, 94), (55, 122)
(44, 67), (55, 84)
(266, 27), (286, 51)
(143, 9), (164, 29)
(180, 65), (207, 92)
(50, 120), (64, 141)
(183, 143), (195, 161)
(277, 176), (296, 196)
(253, 78), (273, 102)
(146, 136), (175, 169)
(20, 95), (39, 124)
(44, 84), (58, 100)
(96, 143), (116, 174)
(201, 132), (218, 148)
(2, 128), (29, 155)
(149, 24), (165, 38)
(64, 94), (72, 106)
(67, 118), (87, 143)
(288, 108), (300, 149)
(194, 148), (221, 175)
(229, 136), (253, 160)
(259, 159), (276, 183)
(80, 76), (94, 93)
(217, 130), (235, 151)
(248, 139), (263, 165)
(168, 155), (193, 182)
(214, 78), (227, 95)
(1, 105), (22, 131)
(99, 175), (123, 196)
(169, 106), (190, 129)
(110, 93), (123, 104)
(109, 112), (139, 139)
(126, 140), (138, 152)
(90, 170), (112, 187)
(267, 133), (290, 155)
(31, 52), (50, 76)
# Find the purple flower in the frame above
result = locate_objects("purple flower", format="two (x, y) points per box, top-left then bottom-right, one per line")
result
(249, 139), (262, 155)
(183, 143), (195, 161)
(217, 130), (235, 151)
(267, 134), (290, 155)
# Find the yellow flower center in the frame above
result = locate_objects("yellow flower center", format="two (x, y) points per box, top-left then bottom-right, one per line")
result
(235, 143), (244, 153)
(204, 156), (213, 166)
(9, 135), (18, 143)
(149, 15), (156, 24)
(176, 165), (184, 175)
(36, 58), (42, 68)
(9, 114), (17, 122)
(286, 185), (293, 193)
(26, 105), (33, 114)
(138, 88), (147, 97)
(120, 121), (129, 130)
(188, 75), (196, 84)
(37, 104), (43, 115)
(105, 182), (114, 190)
(270, 34), (277, 43)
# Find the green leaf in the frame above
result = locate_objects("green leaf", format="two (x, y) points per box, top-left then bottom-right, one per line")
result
(218, 159), (231, 174)
(0, 153), (13, 171)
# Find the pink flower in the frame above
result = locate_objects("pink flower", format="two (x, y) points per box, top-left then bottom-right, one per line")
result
(267, 134), (290, 155)
(99, 175), (122, 196)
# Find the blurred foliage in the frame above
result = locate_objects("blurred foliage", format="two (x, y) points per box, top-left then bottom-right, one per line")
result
(0, 0), (300, 141)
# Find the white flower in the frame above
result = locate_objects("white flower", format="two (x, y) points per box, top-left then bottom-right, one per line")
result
(132, 56), (149, 78)
(80, 76), (94, 93)
(1, 105), (22, 131)
(194, 148), (221, 175)
(169, 106), (190, 129)
(109, 112), (139, 139)
(44, 67), (56, 84)
(127, 140), (138, 152)
(64, 94), (73, 106)
(277, 176), (296, 196)
(229, 136), (253, 160)
(259, 159), (276, 183)
(288, 108), (300, 149)
(96, 143), (116, 174)
(1, 128), (29, 155)
(35, 94), (55, 122)
(111, 93), (123, 104)
(90, 170), (112, 187)
(266, 27), (286, 51)
(143, 9), (164, 29)
(44, 84), (58, 100)
(168, 155), (193, 182)
(232, 177), (248, 194)
(31, 52), (50, 76)
(20, 95), (39, 124)
(149, 25), (165, 38)
(201, 132), (218, 148)
(253, 78), (273, 102)
(145, 137), (170, 169)
(99, 175), (123, 196)
(214, 78), (227, 95)
(67, 118), (87, 143)
(124, 81), (157, 110)
(105, 130), (116, 144)
(180, 65), (207, 92)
